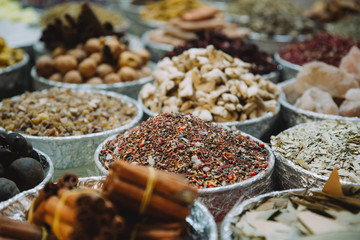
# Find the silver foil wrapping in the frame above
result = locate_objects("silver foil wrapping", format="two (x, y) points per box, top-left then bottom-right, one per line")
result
(31, 66), (153, 100)
(138, 96), (280, 140)
(272, 122), (360, 190)
(0, 52), (29, 100)
(0, 176), (218, 240)
(0, 148), (54, 210)
(274, 53), (302, 81)
(220, 188), (315, 240)
(277, 78), (360, 128)
(94, 132), (275, 222)
(0, 89), (143, 169)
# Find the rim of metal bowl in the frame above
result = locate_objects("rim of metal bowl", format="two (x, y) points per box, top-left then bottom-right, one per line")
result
(278, 78), (360, 121)
(142, 30), (175, 52)
(0, 148), (54, 207)
(137, 94), (280, 128)
(94, 126), (275, 194)
(31, 66), (153, 91)
(0, 52), (29, 74)
(220, 187), (320, 240)
(0, 88), (143, 141)
(272, 120), (360, 186)
(274, 52), (302, 72)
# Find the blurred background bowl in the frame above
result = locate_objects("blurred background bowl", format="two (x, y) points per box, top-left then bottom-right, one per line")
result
(274, 52), (302, 81)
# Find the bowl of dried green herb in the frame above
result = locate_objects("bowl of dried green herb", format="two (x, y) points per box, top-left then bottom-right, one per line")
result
(271, 120), (360, 190)
(221, 186), (360, 239)
(95, 112), (275, 221)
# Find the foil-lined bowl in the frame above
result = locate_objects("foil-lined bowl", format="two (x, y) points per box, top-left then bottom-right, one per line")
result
(0, 89), (143, 169)
(31, 66), (153, 100)
(274, 52), (302, 81)
(221, 186), (360, 239)
(272, 121), (360, 190)
(94, 132), (275, 222)
(0, 148), (54, 206)
(0, 52), (29, 100)
(0, 176), (218, 240)
(277, 78), (360, 128)
(138, 95), (280, 140)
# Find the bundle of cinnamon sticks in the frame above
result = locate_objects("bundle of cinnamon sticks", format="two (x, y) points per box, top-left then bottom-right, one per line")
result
(0, 161), (198, 240)
(102, 160), (198, 239)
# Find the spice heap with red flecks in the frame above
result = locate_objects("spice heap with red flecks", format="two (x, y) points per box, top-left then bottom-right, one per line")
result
(99, 112), (269, 189)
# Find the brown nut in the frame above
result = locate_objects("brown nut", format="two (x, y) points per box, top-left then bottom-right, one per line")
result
(134, 48), (150, 64)
(54, 55), (77, 74)
(36, 55), (55, 77)
(63, 70), (82, 83)
(48, 73), (62, 82)
(78, 58), (97, 78)
(52, 46), (66, 57)
(105, 37), (124, 59)
(67, 49), (87, 62)
(89, 52), (103, 64)
(117, 66), (137, 82)
(118, 51), (141, 68)
(86, 77), (104, 85)
(97, 63), (114, 79)
(84, 38), (101, 53)
(104, 73), (121, 84)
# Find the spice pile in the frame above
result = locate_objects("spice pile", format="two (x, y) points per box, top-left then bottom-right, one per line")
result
(165, 31), (277, 75)
(282, 46), (360, 117)
(148, 6), (248, 47)
(0, 132), (45, 201)
(36, 35), (151, 85)
(140, 0), (204, 22)
(327, 15), (360, 41)
(271, 120), (360, 183)
(99, 112), (269, 189)
(230, 187), (360, 239)
(140, 45), (279, 122)
(278, 32), (360, 67)
(227, 0), (320, 37)
(0, 88), (137, 136)
(0, 37), (24, 68)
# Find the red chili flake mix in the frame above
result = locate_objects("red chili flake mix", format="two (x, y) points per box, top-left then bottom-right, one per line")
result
(99, 112), (269, 188)
(279, 32), (360, 67)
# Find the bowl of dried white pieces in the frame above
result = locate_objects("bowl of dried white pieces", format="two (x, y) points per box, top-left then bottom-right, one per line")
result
(139, 45), (280, 139)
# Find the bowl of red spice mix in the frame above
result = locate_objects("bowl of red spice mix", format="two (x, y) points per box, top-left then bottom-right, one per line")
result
(94, 112), (275, 221)
(275, 32), (360, 80)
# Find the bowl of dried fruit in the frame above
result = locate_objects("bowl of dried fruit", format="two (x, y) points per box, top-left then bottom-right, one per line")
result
(94, 112), (275, 221)
(32, 36), (153, 99)
(0, 38), (29, 100)
(221, 185), (360, 240)
(0, 132), (54, 203)
(270, 119), (360, 190)
(138, 46), (280, 139)
(0, 88), (143, 169)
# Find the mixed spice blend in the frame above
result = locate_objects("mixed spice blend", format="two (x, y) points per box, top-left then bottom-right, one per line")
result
(99, 112), (269, 189)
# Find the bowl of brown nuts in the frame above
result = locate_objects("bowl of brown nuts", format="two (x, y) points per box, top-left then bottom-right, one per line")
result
(0, 88), (143, 169)
(0, 37), (29, 100)
(139, 46), (280, 139)
(32, 36), (153, 99)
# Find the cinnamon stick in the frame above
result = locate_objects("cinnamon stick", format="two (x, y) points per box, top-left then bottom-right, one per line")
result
(104, 177), (190, 220)
(56, 173), (78, 190)
(44, 196), (78, 225)
(110, 161), (198, 205)
(0, 216), (56, 240)
(44, 212), (74, 240)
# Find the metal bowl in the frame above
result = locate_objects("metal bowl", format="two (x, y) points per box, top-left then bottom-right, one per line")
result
(0, 176), (218, 240)
(277, 78), (360, 128)
(0, 148), (54, 206)
(0, 52), (29, 100)
(138, 94), (280, 140)
(31, 66), (153, 100)
(0, 89), (143, 169)
(274, 52), (302, 81)
(221, 186), (360, 239)
(94, 131), (275, 222)
(271, 120), (360, 190)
